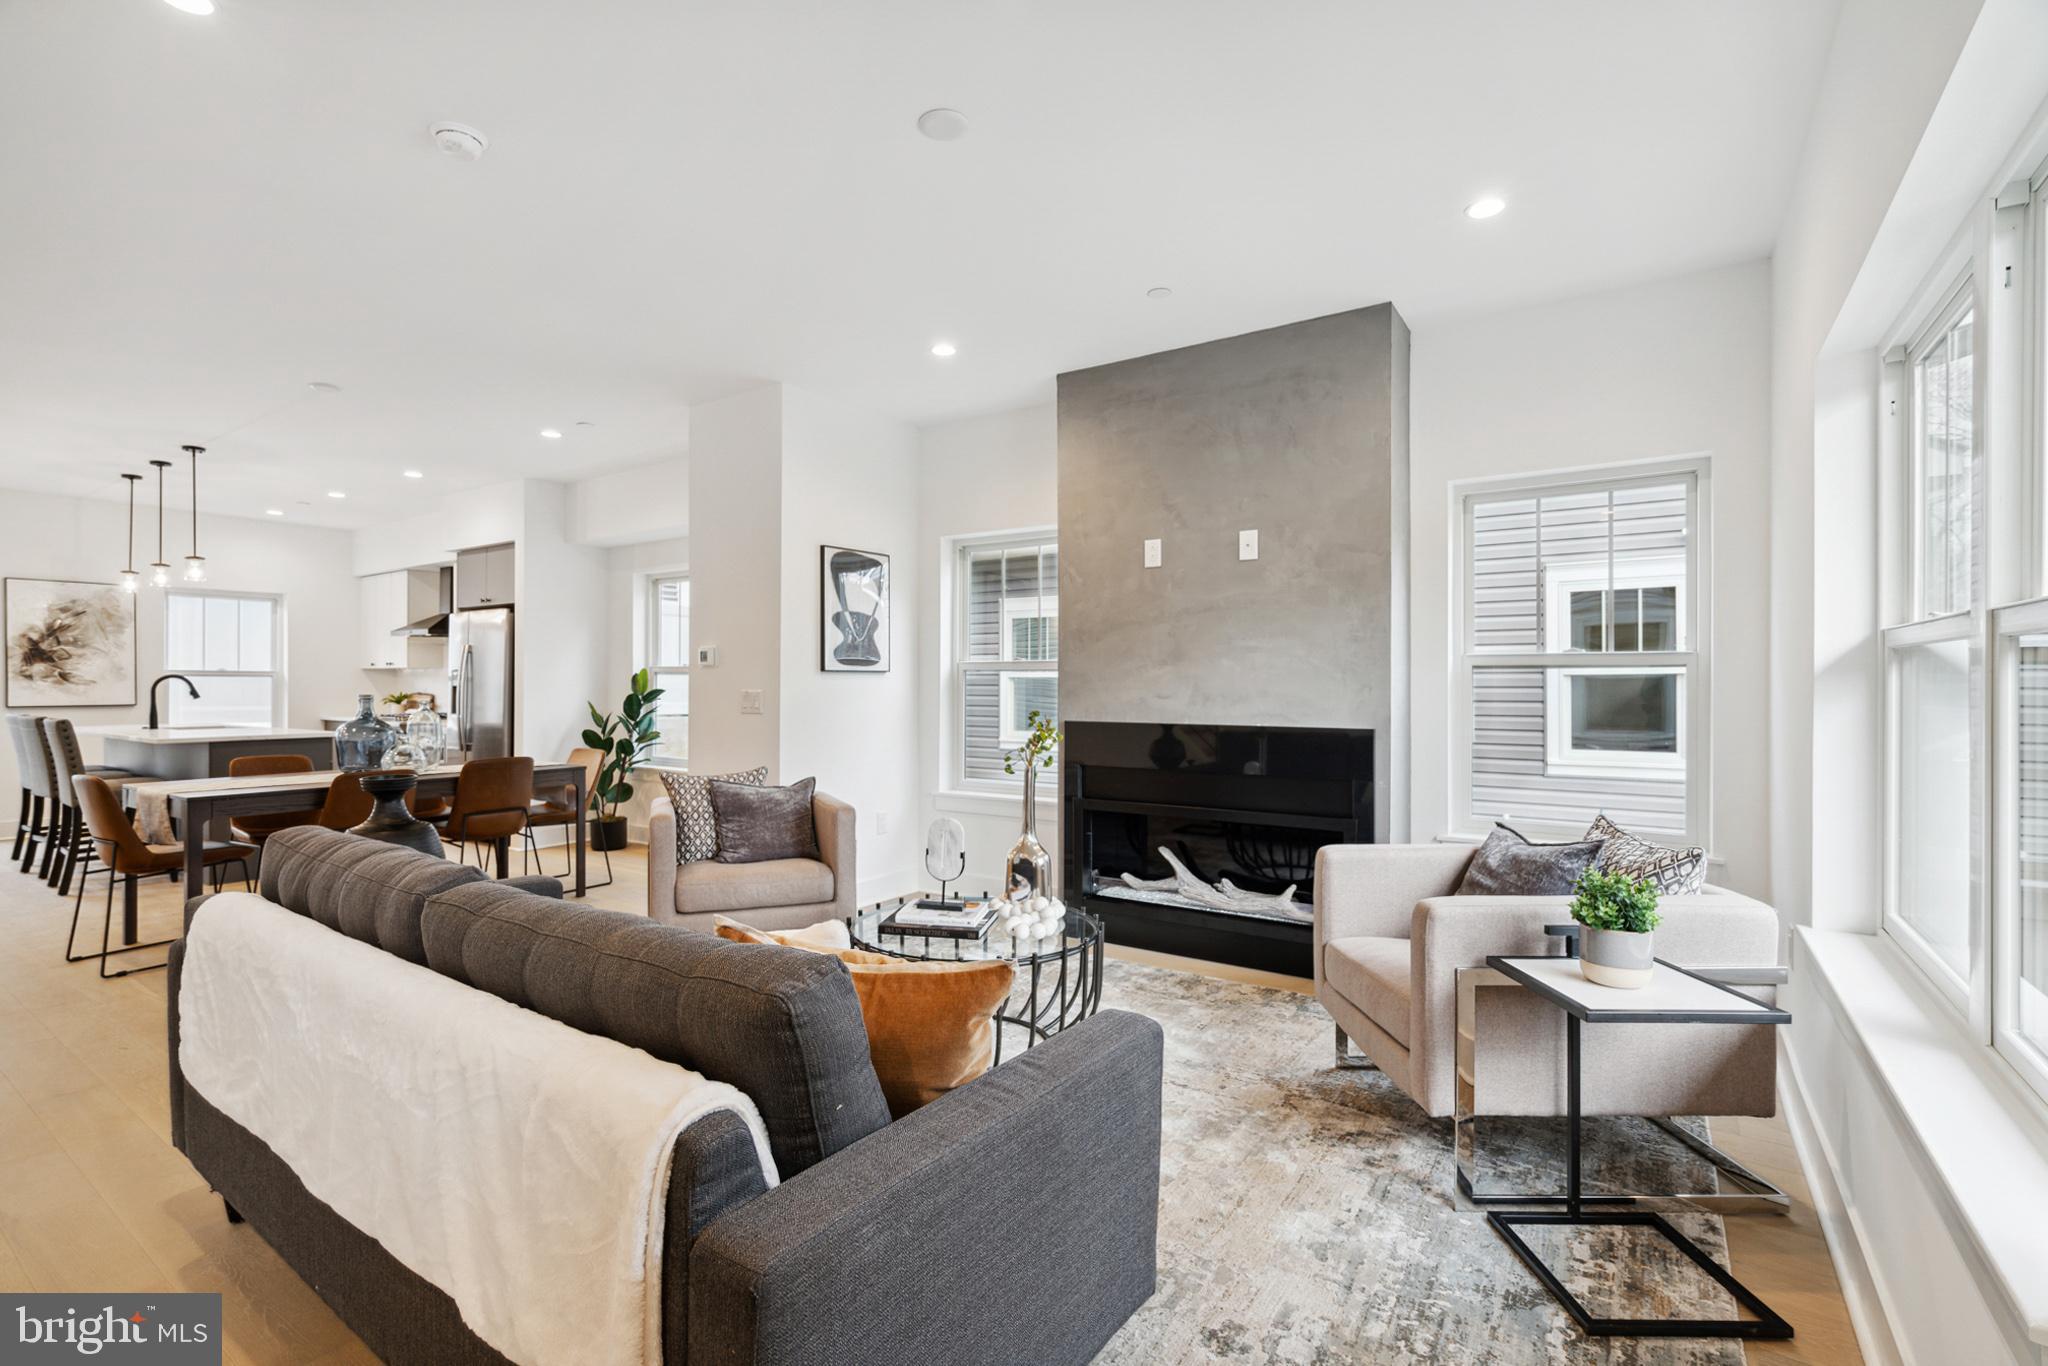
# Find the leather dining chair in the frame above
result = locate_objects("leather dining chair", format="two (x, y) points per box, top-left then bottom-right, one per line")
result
(226, 753), (321, 847)
(438, 756), (534, 879)
(68, 774), (253, 978)
(41, 718), (137, 898)
(523, 746), (608, 886)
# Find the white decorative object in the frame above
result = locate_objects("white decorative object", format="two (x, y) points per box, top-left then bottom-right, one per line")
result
(1120, 847), (1300, 916)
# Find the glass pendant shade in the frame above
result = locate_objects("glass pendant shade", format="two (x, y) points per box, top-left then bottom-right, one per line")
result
(183, 555), (207, 582)
(150, 563), (171, 588)
(119, 569), (139, 594)
(150, 459), (173, 590)
(182, 445), (207, 582)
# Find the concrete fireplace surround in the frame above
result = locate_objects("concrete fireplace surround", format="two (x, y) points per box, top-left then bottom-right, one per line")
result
(1056, 303), (1410, 843)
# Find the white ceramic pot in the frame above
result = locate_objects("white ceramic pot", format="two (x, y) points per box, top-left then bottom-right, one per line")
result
(1580, 927), (1655, 989)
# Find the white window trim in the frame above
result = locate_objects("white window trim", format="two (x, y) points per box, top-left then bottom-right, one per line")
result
(1542, 665), (1686, 778)
(640, 568), (689, 764)
(1991, 597), (2048, 1101)
(1904, 276), (1979, 623)
(164, 587), (285, 727)
(1449, 456), (1713, 848)
(949, 529), (1058, 796)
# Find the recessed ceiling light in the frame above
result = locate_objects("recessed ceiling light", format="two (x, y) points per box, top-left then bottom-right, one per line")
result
(264, 508), (284, 516)
(431, 122), (489, 162)
(326, 490), (346, 499)
(1465, 196), (1507, 220)
(1146, 286), (1174, 299)
(575, 420), (596, 428)
(162, 0), (215, 14)
(306, 380), (341, 394)
(916, 108), (969, 142)
(930, 341), (957, 358)
(539, 428), (563, 439)
(402, 470), (424, 479)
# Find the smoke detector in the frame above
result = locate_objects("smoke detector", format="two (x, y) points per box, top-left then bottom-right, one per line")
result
(431, 123), (489, 162)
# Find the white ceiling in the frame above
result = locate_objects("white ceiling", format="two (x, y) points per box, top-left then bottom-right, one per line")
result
(0, 0), (1843, 529)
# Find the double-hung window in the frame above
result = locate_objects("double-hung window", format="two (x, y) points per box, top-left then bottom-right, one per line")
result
(163, 590), (281, 727)
(645, 573), (689, 765)
(1457, 467), (1707, 842)
(955, 535), (1057, 788)
(1886, 285), (1981, 1002)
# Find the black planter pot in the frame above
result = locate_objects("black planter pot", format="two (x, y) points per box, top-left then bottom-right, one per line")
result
(591, 815), (630, 851)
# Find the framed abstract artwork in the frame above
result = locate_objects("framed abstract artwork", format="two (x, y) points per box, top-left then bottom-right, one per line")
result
(820, 545), (890, 672)
(4, 578), (137, 707)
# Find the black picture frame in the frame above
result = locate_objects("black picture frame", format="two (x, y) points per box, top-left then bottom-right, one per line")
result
(820, 545), (890, 672)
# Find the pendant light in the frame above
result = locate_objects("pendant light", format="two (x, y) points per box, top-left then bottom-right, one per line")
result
(148, 459), (173, 588)
(118, 473), (143, 593)
(182, 445), (207, 582)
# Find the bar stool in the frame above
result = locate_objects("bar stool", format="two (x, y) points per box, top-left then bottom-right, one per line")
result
(225, 753), (320, 847)
(7, 715), (51, 870)
(41, 718), (137, 898)
(437, 756), (533, 878)
(67, 775), (252, 978)
(523, 746), (610, 886)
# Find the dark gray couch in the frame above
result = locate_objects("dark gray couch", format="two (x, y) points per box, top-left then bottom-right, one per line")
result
(169, 826), (1164, 1366)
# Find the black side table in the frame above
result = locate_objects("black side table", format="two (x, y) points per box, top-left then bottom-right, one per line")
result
(1483, 954), (1795, 1341)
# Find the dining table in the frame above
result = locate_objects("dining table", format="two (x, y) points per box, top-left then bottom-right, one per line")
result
(116, 760), (589, 942)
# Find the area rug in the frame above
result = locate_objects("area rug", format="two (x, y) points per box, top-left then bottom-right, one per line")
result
(1088, 960), (1748, 1365)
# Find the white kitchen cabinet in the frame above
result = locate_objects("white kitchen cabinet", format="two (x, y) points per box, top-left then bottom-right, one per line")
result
(360, 569), (450, 670)
(456, 543), (515, 609)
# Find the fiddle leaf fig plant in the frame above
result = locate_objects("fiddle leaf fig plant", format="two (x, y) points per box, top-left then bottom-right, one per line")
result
(581, 667), (664, 820)
(1002, 710), (1062, 776)
(1568, 867), (1662, 934)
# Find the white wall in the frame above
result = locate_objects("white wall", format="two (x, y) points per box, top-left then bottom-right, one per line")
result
(0, 487), (364, 806)
(913, 404), (1060, 889)
(513, 480), (610, 768)
(602, 535), (689, 839)
(780, 387), (922, 894)
(567, 457), (688, 548)
(1409, 260), (1775, 894)
(683, 387), (784, 778)
(351, 478), (523, 578)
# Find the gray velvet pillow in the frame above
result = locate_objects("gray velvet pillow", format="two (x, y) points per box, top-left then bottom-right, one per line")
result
(710, 776), (820, 864)
(1454, 822), (1605, 896)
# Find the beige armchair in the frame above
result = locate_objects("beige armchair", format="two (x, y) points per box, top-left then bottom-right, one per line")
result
(647, 791), (856, 932)
(1313, 843), (1781, 1120)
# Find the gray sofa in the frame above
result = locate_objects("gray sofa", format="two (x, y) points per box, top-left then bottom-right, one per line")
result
(170, 826), (1164, 1365)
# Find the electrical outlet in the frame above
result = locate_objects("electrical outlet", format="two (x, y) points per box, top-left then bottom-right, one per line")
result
(1143, 538), (1162, 568)
(877, 811), (891, 836)
(1239, 529), (1259, 561)
(739, 689), (763, 715)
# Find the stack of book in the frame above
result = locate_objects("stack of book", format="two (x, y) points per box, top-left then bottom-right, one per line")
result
(877, 898), (1002, 940)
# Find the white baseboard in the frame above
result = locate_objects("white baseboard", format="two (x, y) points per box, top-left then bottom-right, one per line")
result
(1777, 1037), (1909, 1366)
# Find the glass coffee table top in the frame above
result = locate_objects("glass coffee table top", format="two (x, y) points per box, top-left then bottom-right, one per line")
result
(849, 891), (1102, 963)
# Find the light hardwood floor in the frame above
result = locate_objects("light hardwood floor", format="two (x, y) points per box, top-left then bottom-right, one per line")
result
(0, 841), (1861, 1363)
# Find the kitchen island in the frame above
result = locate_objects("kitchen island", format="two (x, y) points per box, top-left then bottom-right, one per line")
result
(79, 725), (338, 782)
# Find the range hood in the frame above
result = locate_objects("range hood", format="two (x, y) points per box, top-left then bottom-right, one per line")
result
(391, 566), (454, 637)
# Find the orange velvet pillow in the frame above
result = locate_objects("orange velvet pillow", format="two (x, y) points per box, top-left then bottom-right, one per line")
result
(716, 920), (1016, 1115)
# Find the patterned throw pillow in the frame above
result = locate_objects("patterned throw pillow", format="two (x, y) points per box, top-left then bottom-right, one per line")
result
(1586, 813), (1707, 895)
(658, 766), (769, 864)
(1453, 822), (1606, 896)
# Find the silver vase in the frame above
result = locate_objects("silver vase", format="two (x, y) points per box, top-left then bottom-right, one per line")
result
(1005, 761), (1053, 902)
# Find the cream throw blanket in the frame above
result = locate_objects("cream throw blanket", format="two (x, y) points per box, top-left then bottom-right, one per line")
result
(178, 893), (778, 1366)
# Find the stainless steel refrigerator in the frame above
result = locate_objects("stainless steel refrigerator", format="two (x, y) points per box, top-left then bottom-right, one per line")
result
(448, 607), (514, 761)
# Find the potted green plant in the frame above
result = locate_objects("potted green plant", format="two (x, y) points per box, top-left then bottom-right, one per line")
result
(1569, 867), (1661, 989)
(581, 668), (664, 852)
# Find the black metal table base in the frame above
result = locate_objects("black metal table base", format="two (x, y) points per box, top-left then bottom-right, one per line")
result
(1489, 1210), (1793, 1340)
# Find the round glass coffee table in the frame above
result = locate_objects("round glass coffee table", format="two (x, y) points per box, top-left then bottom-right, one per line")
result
(849, 893), (1105, 1062)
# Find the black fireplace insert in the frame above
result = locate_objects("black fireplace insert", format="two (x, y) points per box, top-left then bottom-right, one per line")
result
(1062, 721), (1373, 976)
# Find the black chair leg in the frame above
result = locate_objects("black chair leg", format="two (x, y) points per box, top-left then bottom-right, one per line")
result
(40, 804), (66, 884)
(17, 794), (41, 872)
(10, 788), (26, 862)
(91, 871), (173, 979)
(222, 1199), (243, 1225)
(57, 811), (83, 899)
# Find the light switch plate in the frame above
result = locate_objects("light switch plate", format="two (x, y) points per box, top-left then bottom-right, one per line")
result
(1144, 538), (1162, 568)
(739, 689), (763, 715)
(1239, 529), (1258, 561)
